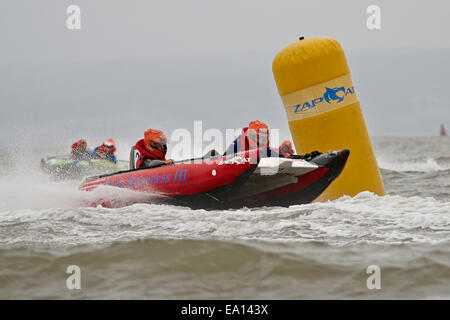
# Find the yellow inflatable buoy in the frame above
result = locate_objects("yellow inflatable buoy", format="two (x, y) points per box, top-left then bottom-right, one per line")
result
(272, 37), (385, 200)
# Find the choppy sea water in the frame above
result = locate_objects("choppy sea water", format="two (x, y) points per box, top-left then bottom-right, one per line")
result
(0, 137), (449, 299)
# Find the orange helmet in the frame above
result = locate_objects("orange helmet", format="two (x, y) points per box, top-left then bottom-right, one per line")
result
(279, 140), (294, 156)
(103, 139), (116, 153)
(144, 129), (168, 157)
(246, 120), (269, 149)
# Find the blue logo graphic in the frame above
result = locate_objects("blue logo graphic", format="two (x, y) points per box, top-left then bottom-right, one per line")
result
(105, 170), (187, 189)
(293, 85), (355, 113)
(323, 87), (345, 103)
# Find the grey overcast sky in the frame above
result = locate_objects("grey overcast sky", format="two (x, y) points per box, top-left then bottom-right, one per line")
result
(1, 0), (449, 63)
(0, 0), (449, 149)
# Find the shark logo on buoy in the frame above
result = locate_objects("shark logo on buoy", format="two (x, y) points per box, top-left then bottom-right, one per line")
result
(293, 85), (356, 113)
(324, 87), (345, 103)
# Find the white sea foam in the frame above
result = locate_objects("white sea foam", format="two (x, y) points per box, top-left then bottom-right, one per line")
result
(1, 191), (448, 247)
(377, 157), (449, 172)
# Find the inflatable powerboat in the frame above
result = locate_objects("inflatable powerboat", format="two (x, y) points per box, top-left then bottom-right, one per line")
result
(79, 148), (349, 209)
(41, 156), (129, 180)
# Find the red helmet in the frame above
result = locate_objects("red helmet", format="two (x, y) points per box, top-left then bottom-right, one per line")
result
(102, 139), (116, 153)
(71, 139), (87, 152)
(246, 120), (269, 149)
(279, 140), (294, 156)
(144, 129), (168, 158)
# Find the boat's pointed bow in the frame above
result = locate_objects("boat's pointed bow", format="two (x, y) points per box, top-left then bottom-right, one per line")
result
(337, 149), (350, 165)
(310, 149), (350, 179)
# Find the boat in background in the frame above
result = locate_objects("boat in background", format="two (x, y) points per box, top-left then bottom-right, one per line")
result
(440, 124), (447, 137)
(41, 155), (129, 180)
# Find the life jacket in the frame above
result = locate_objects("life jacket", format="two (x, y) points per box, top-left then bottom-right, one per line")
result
(238, 127), (250, 152)
(71, 140), (88, 154)
(222, 127), (271, 158)
(132, 139), (166, 169)
(92, 144), (116, 161)
(277, 147), (294, 158)
(272, 147), (289, 158)
(240, 127), (270, 151)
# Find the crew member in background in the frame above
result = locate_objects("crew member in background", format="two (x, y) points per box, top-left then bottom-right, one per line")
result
(90, 139), (118, 163)
(130, 129), (174, 169)
(277, 140), (295, 158)
(70, 139), (91, 160)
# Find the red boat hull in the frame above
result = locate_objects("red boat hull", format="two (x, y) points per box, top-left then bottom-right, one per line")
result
(79, 149), (349, 209)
